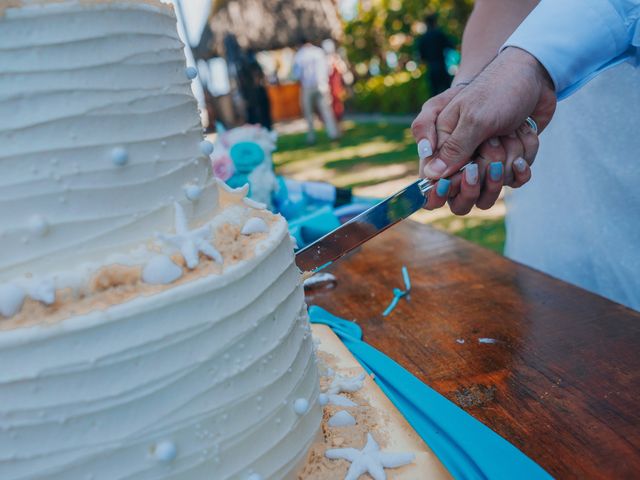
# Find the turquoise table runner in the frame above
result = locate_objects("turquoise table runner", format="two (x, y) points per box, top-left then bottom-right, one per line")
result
(309, 306), (553, 480)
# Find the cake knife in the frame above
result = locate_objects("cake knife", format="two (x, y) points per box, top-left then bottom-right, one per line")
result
(295, 178), (435, 273)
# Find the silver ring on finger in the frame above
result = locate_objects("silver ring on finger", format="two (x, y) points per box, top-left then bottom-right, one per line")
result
(524, 116), (538, 135)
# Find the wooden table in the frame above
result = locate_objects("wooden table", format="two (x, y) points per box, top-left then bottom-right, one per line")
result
(305, 221), (640, 479)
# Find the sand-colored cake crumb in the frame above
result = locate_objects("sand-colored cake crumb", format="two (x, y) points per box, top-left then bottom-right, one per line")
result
(216, 223), (267, 263)
(90, 265), (141, 292)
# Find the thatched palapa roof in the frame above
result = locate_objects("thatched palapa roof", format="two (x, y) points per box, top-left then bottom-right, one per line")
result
(194, 0), (342, 59)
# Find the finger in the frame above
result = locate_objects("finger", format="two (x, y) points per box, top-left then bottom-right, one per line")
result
(511, 157), (532, 188)
(474, 152), (492, 186)
(417, 139), (433, 178)
(424, 105), (498, 178)
(476, 162), (503, 210)
(516, 123), (540, 166)
(412, 88), (461, 176)
(474, 137), (505, 185)
(499, 133), (524, 186)
(426, 170), (463, 201)
(477, 136), (506, 167)
(423, 179), (451, 210)
(448, 163), (481, 216)
(411, 89), (459, 145)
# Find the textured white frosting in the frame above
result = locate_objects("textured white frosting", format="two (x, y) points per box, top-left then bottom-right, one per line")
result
(0, 219), (322, 479)
(0, 0), (215, 282)
(0, 1), (321, 478)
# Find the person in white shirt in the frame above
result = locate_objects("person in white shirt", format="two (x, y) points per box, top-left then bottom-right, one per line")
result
(293, 38), (340, 143)
(410, 0), (640, 310)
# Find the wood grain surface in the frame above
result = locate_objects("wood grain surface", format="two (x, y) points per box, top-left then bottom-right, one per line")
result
(304, 220), (640, 479)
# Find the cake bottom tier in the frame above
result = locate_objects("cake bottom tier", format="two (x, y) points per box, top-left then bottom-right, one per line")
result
(0, 234), (322, 479)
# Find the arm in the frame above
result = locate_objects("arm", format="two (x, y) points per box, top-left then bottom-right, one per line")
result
(413, 0), (543, 214)
(419, 0), (639, 179)
(413, 0), (638, 216)
(503, 0), (640, 98)
(454, 0), (540, 84)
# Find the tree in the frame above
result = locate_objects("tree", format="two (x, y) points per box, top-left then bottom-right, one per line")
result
(343, 0), (473, 77)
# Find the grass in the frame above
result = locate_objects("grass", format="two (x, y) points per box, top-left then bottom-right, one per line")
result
(275, 121), (417, 189)
(430, 216), (506, 254)
(273, 120), (506, 253)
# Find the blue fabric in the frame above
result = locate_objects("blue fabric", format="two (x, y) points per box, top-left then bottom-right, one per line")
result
(309, 306), (553, 480)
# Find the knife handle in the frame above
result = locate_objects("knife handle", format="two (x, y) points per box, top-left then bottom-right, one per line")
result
(417, 162), (473, 196)
(417, 178), (435, 195)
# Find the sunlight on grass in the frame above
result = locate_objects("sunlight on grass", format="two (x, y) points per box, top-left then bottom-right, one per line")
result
(274, 121), (417, 190)
(279, 140), (403, 176)
(430, 216), (506, 254)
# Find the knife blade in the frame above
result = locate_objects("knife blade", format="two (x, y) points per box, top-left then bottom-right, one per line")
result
(295, 178), (435, 272)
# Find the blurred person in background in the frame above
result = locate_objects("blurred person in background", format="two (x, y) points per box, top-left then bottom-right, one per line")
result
(411, 0), (640, 310)
(322, 39), (349, 123)
(293, 37), (340, 144)
(416, 13), (455, 96)
(237, 49), (273, 130)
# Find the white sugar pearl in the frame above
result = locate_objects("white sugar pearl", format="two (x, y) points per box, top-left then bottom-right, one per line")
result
(247, 474), (263, 480)
(199, 140), (214, 156)
(241, 217), (269, 235)
(0, 284), (25, 318)
(153, 440), (177, 463)
(28, 215), (49, 237)
(111, 147), (129, 166)
(318, 393), (329, 406)
(293, 398), (309, 415)
(185, 66), (198, 79)
(142, 256), (183, 285)
(184, 184), (203, 201)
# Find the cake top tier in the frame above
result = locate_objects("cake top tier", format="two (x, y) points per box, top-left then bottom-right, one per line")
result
(1, 0), (171, 16)
(0, 0), (216, 283)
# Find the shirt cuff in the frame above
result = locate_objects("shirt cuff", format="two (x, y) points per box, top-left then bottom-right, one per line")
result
(501, 0), (631, 95)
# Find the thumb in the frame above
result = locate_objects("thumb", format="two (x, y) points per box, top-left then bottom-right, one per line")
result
(423, 108), (486, 179)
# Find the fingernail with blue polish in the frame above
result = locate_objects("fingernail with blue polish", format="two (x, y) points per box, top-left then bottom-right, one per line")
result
(489, 162), (503, 181)
(436, 178), (451, 197)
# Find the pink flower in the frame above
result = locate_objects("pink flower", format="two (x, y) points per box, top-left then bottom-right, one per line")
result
(211, 154), (235, 181)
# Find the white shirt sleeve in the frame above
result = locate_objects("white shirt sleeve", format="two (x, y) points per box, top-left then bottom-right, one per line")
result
(502, 0), (640, 99)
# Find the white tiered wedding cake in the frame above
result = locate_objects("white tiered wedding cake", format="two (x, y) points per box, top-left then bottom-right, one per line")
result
(0, 1), (321, 478)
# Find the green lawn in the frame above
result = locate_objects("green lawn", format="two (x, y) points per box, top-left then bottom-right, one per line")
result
(274, 120), (506, 254)
(429, 215), (506, 254)
(275, 121), (417, 189)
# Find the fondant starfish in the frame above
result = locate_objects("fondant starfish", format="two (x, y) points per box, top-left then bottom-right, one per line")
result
(325, 433), (414, 480)
(157, 203), (222, 269)
(327, 372), (366, 395)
